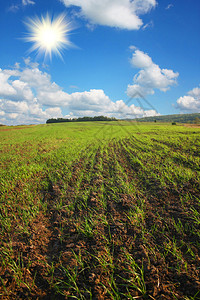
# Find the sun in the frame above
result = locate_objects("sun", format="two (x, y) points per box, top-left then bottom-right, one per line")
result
(24, 13), (73, 60)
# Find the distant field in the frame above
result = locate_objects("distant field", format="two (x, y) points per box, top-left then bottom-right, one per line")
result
(0, 121), (200, 299)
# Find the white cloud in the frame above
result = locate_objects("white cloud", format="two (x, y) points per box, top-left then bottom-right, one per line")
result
(142, 20), (154, 30)
(0, 70), (17, 97)
(0, 64), (64, 124)
(12, 80), (34, 101)
(22, 0), (35, 6)
(0, 69), (33, 101)
(45, 107), (63, 117)
(0, 98), (62, 125)
(133, 0), (157, 14)
(0, 60), (159, 125)
(0, 99), (29, 114)
(60, 0), (157, 30)
(165, 4), (173, 10)
(129, 45), (137, 51)
(7, 4), (20, 12)
(24, 57), (39, 68)
(188, 87), (200, 98)
(14, 62), (21, 69)
(130, 50), (153, 68)
(8, 113), (19, 120)
(0, 110), (5, 116)
(69, 85), (79, 89)
(127, 49), (179, 98)
(37, 89), (70, 106)
(176, 87), (200, 112)
(8, 0), (35, 12)
(68, 89), (111, 110)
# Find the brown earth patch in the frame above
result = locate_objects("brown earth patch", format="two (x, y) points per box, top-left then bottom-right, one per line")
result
(0, 126), (35, 132)
(184, 124), (200, 128)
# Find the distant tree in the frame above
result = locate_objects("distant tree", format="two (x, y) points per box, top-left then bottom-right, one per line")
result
(154, 120), (157, 123)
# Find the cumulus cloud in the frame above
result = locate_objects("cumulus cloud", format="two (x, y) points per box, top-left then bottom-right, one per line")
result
(0, 69), (34, 102)
(127, 49), (179, 98)
(0, 59), (158, 125)
(60, 0), (157, 30)
(0, 100), (29, 114)
(0, 98), (62, 125)
(176, 87), (200, 112)
(0, 70), (17, 97)
(0, 63), (65, 124)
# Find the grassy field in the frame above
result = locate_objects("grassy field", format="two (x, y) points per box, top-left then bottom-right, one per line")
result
(0, 121), (200, 299)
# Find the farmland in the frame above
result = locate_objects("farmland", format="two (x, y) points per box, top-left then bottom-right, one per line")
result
(0, 121), (200, 299)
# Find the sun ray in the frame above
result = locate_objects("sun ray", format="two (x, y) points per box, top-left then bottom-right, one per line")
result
(23, 13), (74, 60)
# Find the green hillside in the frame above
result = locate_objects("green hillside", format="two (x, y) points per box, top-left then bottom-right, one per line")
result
(132, 112), (200, 123)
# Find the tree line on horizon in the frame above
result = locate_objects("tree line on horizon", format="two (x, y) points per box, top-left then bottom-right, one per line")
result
(46, 116), (118, 123)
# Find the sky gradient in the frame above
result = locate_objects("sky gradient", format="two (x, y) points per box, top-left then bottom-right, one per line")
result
(0, 0), (200, 125)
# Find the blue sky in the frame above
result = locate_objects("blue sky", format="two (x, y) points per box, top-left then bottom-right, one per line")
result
(0, 0), (200, 125)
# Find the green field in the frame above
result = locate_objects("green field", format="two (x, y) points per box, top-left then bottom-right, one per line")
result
(0, 121), (200, 299)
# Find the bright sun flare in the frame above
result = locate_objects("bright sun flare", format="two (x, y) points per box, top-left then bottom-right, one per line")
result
(24, 13), (73, 59)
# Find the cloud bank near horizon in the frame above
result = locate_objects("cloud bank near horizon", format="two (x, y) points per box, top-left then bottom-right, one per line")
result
(0, 59), (159, 125)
